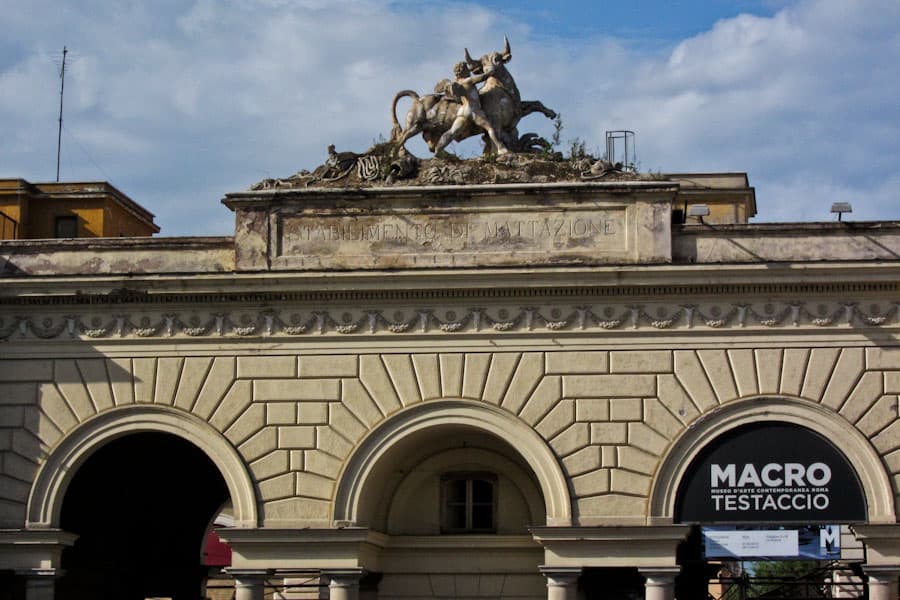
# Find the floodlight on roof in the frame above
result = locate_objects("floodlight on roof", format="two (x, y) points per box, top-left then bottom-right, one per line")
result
(831, 202), (852, 222)
(687, 204), (711, 224)
(687, 204), (710, 217)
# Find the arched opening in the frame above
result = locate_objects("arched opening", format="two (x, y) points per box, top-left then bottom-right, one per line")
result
(366, 425), (547, 596)
(649, 396), (894, 525)
(334, 399), (571, 527)
(28, 405), (258, 529)
(367, 425), (545, 534)
(332, 400), (564, 596)
(649, 397), (888, 600)
(56, 432), (230, 600)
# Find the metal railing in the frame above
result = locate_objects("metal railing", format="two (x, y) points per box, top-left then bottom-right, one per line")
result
(711, 562), (865, 600)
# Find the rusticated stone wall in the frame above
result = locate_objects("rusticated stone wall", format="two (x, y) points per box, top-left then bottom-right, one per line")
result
(3, 346), (899, 529)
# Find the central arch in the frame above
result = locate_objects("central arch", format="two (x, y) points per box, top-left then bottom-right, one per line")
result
(333, 399), (572, 527)
(27, 404), (258, 529)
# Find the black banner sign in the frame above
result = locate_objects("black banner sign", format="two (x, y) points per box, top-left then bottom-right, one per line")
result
(675, 422), (866, 523)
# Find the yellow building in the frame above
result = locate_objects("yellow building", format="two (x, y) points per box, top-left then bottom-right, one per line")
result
(0, 179), (158, 240)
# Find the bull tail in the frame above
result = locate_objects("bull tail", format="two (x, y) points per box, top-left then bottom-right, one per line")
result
(391, 90), (420, 141)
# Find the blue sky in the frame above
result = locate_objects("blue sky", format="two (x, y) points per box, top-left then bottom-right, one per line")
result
(457, 1), (783, 41)
(1, 0), (897, 236)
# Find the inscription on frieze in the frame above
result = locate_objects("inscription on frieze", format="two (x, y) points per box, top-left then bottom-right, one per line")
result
(275, 207), (627, 268)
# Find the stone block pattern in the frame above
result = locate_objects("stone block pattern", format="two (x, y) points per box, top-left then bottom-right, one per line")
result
(2, 345), (899, 528)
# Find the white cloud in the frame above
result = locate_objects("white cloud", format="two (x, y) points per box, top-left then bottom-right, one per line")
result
(0, 0), (897, 235)
(585, 0), (900, 220)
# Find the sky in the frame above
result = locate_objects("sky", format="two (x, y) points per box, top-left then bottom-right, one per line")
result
(1, 0), (898, 236)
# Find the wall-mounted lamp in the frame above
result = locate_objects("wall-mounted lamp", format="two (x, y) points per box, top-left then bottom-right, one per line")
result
(831, 202), (852, 222)
(687, 204), (711, 224)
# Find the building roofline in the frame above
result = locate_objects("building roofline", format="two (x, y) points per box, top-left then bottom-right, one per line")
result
(31, 181), (159, 232)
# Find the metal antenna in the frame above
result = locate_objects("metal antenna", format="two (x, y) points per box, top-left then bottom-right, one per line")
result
(56, 46), (67, 182)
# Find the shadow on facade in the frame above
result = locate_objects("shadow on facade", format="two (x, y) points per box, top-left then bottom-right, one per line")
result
(580, 567), (645, 599)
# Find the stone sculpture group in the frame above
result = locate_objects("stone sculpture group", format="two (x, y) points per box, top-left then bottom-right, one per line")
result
(251, 38), (635, 190)
(390, 37), (557, 156)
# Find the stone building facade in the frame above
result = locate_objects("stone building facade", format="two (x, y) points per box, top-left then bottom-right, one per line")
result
(1, 176), (899, 600)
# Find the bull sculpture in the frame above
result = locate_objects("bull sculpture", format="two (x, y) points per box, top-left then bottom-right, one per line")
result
(390, 38), (557, 156)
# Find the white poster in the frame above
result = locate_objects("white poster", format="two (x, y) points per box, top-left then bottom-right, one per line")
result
(705, 529), (798, 558)
(702, 525), (841, 560)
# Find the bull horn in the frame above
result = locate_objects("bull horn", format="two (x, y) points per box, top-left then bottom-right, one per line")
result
(464, 47), (480, 71)
(501, 36), (511, 62)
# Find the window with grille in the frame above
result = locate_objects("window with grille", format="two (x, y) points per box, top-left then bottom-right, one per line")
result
(441, 472), (496, 533)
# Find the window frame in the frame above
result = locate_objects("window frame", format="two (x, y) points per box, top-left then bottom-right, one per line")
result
(439, 471), (498, 534)
(54, 215), (78, 238)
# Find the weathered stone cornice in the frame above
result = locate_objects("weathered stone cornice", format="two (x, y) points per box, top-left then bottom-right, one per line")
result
(2, 262), (899, 301)
(221, 180), (681, 206)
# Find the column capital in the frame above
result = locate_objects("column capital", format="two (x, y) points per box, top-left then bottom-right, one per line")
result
(226, 567), (272, 591)
(225, 568), (272, 578)
(226, 569), (271, 600)
(324, 568), (366, 585)
(640, 566), (680, 600)
(539, 566), (580, 600)
(324, 567), (366, 576)
(539, 566), (582, 584)
(325, 569), (366, 600)
(863, 564), (900, 581)
(17, 569), (61, 600)
(863, 565), (900, 600)
(15, 568), (62, 578)
(639, 566), (681, 583)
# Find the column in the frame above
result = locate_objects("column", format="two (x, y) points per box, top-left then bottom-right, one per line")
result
(17, 569), (59, 600)
(639, 567), (680, 600)
(539, 566), (582, 600)
(228, 568), (270, 600)
(324, 568), (365, 600)
(864, 566), (900, 600)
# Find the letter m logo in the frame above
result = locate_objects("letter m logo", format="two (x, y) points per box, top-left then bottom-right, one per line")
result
(820, 525), (840, 552)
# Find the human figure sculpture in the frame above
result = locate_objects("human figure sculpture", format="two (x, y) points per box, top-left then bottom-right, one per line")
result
(390, 38), (556, 156)
(433, 62), (509, 155)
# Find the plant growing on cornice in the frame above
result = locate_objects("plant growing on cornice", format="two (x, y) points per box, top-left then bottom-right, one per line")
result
(567, 137), (589, 162)
(551, 114), (563, 150)
(540, 114), (565, 160)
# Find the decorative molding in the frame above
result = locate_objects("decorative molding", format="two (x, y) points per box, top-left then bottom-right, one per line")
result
(0, 300), (897, 340)
(1, 280), (897, 306)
